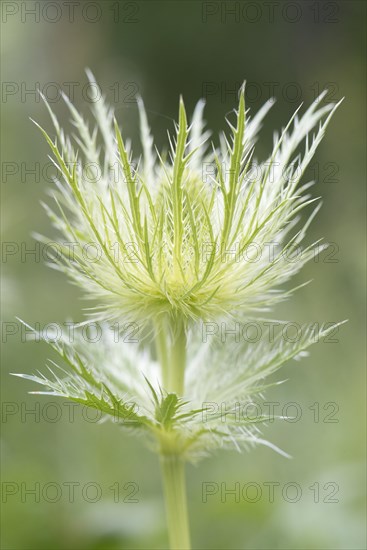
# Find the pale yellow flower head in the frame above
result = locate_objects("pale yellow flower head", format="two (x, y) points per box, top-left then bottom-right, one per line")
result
(35, 73), (341, 326)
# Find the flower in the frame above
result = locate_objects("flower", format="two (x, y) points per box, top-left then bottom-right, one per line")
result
(15, 73), (345, 550)
(34, 72), (342, 327)
(16, 75), (345, 461)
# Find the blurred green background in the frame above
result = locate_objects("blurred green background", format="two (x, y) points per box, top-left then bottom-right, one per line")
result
(1, 1), (366, 548)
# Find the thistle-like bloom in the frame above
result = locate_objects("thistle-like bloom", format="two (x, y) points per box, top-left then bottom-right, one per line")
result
(16, 78), (343, 548)
(18, 76), (343, 455)
(35, 73), (341, 326)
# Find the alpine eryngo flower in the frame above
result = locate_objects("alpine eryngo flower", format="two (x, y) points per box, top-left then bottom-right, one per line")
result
(15, 72), (343, 549)
(33, 73), (339, 326)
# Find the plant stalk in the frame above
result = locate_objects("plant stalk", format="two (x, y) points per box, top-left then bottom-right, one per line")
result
(155, 316), (187, 395)
(155, 316), (191, 548)
(168, 316), (186, 395)
(160, 454), (191, 549)
(155, 318), (170, 389)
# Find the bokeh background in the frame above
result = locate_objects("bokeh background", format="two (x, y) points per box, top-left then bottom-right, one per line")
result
(1, 1), (366, 548)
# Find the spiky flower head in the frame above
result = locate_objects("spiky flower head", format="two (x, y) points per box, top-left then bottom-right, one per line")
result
(35, 72), (341, 327)
(15, 75), (344, 463)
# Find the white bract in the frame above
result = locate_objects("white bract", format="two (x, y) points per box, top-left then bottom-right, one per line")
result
(14, 319), (343, 462)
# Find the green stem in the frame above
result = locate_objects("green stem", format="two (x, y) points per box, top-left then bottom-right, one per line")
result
(168, 316), (187, 395)
(160, 454), (191, 549)
(155, 318), (170, 389)
(154, 316), (187, 395)
(155, 316), (191, 548)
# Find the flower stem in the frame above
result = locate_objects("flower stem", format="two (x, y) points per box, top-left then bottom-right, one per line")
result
(155, 316), (187, 395)
(168, 316), (186, 395)
(155, 319), (170, 389)
(156, 317), (191, 547)
(160, 454), (191, 549)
